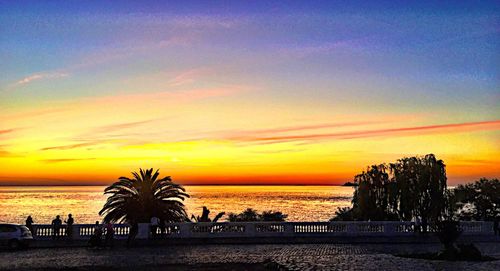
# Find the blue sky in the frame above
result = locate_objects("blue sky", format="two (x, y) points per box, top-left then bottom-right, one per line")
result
(0, 1), (499, 184)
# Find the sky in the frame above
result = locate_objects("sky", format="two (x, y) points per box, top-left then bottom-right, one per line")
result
(0, 1), (499, 186)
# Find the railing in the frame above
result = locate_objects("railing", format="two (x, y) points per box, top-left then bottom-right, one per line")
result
(33, 224), (131, 239)
(30, 221), (495, 240)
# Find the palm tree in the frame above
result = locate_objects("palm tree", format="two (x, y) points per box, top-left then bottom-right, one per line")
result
(99, 168), (189, 223)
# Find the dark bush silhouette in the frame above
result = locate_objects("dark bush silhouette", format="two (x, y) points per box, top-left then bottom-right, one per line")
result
(330, 207), (355, 221)
(260, 210), (288, 221)
(457, 244), (483, 261)
(228, 208), (287, 222)
(191, 206), (225, 222)
(451, 178), (500, 221)
(436, 220), (462, 260)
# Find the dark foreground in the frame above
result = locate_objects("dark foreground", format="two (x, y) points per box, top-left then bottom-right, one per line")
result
(1, 243), (499, 271)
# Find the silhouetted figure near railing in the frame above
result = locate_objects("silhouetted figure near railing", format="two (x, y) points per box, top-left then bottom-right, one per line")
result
(25, 215), (34, 237)
(150, 216), (160, 238)
(104, 222), (114, 248)
(64, 214), (74, 239)
(51, 215), (62, 240)
(127, 221), (138, 247)
(494, 216), (499, 236)
(421, 218), (428, 233)
(89, 221), (103, 247)
(159, 218), (166, 237)
(414, 217), (421, 233)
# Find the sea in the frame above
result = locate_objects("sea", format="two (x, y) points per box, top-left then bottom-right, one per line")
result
(0, 185), (354, 224)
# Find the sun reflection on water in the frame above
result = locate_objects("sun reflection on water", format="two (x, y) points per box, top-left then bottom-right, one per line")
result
(0, 185), (354, 224)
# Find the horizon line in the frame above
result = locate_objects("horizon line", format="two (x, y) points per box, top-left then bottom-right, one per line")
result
(0, 183), (346, 187)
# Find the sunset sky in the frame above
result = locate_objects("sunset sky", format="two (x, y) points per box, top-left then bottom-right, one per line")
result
(0, 1), (499, 186)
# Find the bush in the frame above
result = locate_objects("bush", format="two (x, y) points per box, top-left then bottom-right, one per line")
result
(436, 220), (462, 250)
(457, 244), (482, 261)
(435, 220), (463, 260)
(330, 207), (354, 221)
(228, 208), (287, 222)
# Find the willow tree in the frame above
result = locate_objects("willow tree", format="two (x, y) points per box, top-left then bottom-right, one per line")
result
(333, 154), (448, 223)
(390, 154), (447, 227)
(352, 164), (399, 221)
(99, 168), (189, 223)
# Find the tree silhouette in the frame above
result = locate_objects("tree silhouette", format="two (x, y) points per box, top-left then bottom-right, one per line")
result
(191, 206), (225, 222)
(352, 164), (399, 221)
(228, 208), (288, 222)
(451, 178), (500, 221)
(390, 154), (447, 229)
(333, 154), (448, 224)
(99, 168), (189, 223)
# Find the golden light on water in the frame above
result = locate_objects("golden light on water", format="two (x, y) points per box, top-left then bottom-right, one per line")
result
(0, 186), (354, 224)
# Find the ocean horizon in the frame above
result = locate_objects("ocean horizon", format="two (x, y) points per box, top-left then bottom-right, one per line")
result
(0, 185), (354, 224)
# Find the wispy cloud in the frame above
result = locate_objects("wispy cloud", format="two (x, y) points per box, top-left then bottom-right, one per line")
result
(0, 150), (12, 157)
(250, 148), (306, 154)
(89, 85), (249, 105)
(168, 68), (213, 87)
(225, 121), (380, 139)
(71, 36), (192, 72)
(4, 35), (188, 91)
(452, 158), (499, 166)
(40, 158), (96, 163)
(14, 72), (68, 86)
(40, 141), (103, 151)
(224, 120), (500, 144)
(0, 129), (15, 135)
(0, 145), (23, 158)
(91, 120), (156, 134)
(2, 108), (69, 121)
(119, 120), (388, 148)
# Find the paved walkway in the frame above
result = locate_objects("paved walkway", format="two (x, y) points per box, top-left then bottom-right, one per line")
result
(0, 243), (499, 270)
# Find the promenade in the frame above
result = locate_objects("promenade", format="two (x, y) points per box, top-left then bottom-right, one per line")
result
(1, 243), (499, 271)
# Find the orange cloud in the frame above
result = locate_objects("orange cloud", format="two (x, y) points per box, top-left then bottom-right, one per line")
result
(228, 120), (500, 144)
(2, 108), (69, 121)
(40, 158), (96, 163)
(0, 129), (15, 135)
(229, 121), (379, 136)
(91, 120), (157, 133)
(88, 85), (248, 105)
(40, 141), (103, 151)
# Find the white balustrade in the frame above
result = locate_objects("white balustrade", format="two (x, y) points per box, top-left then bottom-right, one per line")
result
(28, 221), (494, 240)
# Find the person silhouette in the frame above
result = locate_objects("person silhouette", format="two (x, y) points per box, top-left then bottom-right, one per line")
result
(51, 215), (62, 239)
(150, 216), (160, 238)
(64, 214), (74, 239)
(127, 221), (138, 247)
(89, 221), (103, 247)
(494, 216), (499, 236)
(104, 222), (115, 248)
(159, 218), (166, 237)
(25, 215), (34, 236)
